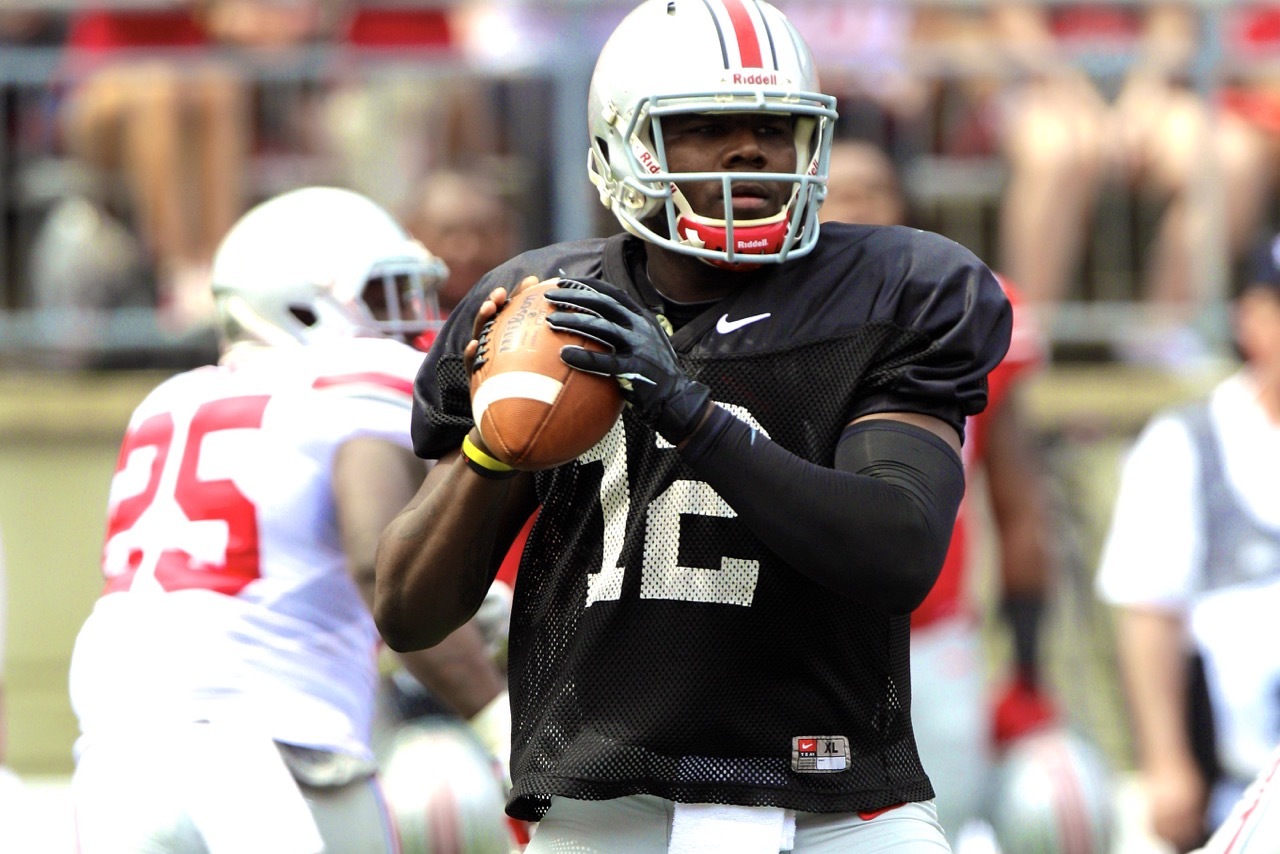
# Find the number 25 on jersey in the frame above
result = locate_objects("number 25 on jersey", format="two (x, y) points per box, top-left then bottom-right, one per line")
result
(102, 395), (269, 596)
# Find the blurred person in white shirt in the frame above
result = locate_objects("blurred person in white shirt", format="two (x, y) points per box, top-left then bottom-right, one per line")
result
(1097, 231), (1280, 851)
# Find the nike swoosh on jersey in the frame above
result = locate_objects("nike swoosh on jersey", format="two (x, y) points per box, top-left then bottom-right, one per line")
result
(716, 312), (772, 333)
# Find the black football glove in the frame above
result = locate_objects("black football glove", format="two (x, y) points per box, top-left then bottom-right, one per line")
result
(545, 279), (711, 445)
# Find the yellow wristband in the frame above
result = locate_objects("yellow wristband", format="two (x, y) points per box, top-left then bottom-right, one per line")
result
(462, 434), (517, 478)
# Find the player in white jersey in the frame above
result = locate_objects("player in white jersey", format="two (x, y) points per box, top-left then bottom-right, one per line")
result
(68, 186), (513, 854)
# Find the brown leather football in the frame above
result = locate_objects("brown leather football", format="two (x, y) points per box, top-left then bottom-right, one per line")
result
(469, 279), (624, 469)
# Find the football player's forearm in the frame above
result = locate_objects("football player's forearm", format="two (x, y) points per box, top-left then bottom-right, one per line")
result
(1116, 608), (1195, 771)
(397, 621), (506, 719)
(334, 437), (430, 614)
(374, 451), (533, 651)
(679, 407), (963, 614)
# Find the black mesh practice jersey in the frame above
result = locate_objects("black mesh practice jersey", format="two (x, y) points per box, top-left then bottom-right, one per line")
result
(412, 223), (1012, 821)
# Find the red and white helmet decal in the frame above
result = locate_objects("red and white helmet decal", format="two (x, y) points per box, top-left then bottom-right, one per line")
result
(707, 0), (772, 69)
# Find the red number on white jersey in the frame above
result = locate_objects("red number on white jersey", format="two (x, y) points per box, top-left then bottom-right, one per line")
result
(102, 395), (270, 596)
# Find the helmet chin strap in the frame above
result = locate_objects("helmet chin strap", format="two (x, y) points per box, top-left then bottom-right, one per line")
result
(670, 186), (791, 272)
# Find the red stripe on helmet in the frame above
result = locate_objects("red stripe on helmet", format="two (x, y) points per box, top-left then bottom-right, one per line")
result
(1043, 737), (1093, 854)
(721, 0), (762, 68)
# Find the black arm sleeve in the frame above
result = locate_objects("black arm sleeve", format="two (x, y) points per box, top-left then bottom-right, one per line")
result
(679, 406), (965, 614)
(1002, 594), (1047, 682)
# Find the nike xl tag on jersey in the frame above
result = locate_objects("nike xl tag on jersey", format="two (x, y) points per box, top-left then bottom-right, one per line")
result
(792, 735), (850, 772)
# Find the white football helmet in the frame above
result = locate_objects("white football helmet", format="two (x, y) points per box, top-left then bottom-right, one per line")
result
(211, 186), (447, 349)
(986, 729), (1117, 854)
(376, 717), (516, 854)
(587, 0), (837, 269)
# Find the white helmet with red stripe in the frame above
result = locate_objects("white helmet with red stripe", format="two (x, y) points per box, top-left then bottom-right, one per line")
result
(211, 186), (447, 350)
(587, 0), (837, 269)
(377, 717), (517, 854)
(986, 729), (1117, 854)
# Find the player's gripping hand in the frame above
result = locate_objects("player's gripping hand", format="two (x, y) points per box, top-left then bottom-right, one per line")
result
(465, 275), (539, 375)
(462, 276), (536, 466)
(544, 279), (711, 445)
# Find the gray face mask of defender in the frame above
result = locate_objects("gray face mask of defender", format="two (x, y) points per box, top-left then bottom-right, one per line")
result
(361, 257), (448, 344)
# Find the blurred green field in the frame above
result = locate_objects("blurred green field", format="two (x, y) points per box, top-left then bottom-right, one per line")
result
(0, 371), (167, 774)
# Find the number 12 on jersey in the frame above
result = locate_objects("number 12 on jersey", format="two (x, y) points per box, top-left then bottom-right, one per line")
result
(581, 404), (765, 609)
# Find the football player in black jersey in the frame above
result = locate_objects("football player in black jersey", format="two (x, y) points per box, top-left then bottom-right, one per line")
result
(375, 1), (1011, 851)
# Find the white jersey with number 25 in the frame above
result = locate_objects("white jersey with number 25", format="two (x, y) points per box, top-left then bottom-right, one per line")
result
(69, 337), (423, 762)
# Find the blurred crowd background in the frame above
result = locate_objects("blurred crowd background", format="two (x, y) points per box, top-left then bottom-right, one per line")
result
(5, 0), (1279, 367)
(2, 0), (1278, 851)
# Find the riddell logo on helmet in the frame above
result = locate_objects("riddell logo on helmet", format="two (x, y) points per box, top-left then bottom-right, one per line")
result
(737, 238), (770, 249)
(638, 151), (661, 175)
(730, 71), (778, 85)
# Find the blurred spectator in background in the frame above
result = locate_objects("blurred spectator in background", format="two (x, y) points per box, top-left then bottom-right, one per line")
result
(821, 139), (1065, 851)
(0, 9), (65, 49)
(403, 168), (523, 315)
(1096, 231), (1280, 851)
(321, 1), (504, 216)
(56, 1), (332, 333)
(0, 9), (144, 354)
(782, 3), (935, 166)
(201, 0), (333, 50)
(820, 139), (907, 228)
(993, 3), (1272, 363)
(795, 2), (1274, 367)
(58, 3), (244, 331)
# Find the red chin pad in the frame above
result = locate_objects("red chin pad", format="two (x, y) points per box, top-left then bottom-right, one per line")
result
(676, 215), (790, 270)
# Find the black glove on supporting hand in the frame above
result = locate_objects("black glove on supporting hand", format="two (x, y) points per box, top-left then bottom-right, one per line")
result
(544, 279), (711, 445)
